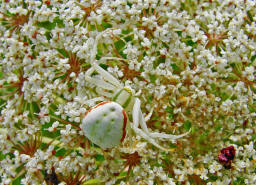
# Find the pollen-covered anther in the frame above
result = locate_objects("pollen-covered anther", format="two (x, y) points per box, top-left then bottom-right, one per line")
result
(178, 96), (190, 106)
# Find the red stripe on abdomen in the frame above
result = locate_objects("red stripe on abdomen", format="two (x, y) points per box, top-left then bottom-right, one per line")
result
(120, 110), (127, 142)
(84, 101), (112, 117)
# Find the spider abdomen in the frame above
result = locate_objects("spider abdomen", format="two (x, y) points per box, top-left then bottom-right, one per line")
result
(81, 101), (127, 149)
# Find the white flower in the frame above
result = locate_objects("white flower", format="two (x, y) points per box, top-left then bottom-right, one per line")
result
(141, 37), (151, 47)
(209, 161), (222, 174)
(1, 0), (256, 184)
(244, 142), (255, 158)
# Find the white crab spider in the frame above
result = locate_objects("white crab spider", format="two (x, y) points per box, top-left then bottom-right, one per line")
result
(81, 29), (190, 151)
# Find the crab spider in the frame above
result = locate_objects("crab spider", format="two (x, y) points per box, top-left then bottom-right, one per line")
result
(81, 29), (190, 151)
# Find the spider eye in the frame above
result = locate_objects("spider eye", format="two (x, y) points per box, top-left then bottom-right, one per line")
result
(110, 107), (115, 112)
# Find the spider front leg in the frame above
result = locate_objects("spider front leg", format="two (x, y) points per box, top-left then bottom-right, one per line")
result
(91, 63), (123, 89)
(84, 63), (122, 92)
(132, 98), (173, 152)
(86, 28), (130, 92)
(130, 123), (172, 152)
(90, 27), (128, 67)
(136, 98), (191, 139)
(132, 98), (190, 151)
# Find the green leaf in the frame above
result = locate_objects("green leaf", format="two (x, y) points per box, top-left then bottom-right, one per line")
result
(37, 21), (56, 30)
(15, 164), (25, 173)
(199, 131), (209, 143)
(127, 2), (132, 8)
(185, 109), (191, 115)
(122, 29), (132, 35)
(170, 64), (181, 74)
(72, 18), (80, 25)
(248, 105), (256, 113)
(215, 124), (222, 131)
(0, 152), (6, 160)
(55, 18), (64, 28)
(55, 148), (66, 157)
(45, 31), (52, 40)
(147, 96), (153, 103)
(231, 62), (242, 75)
(101, 21), (112, 29)
(57, 48), (68, 58)
(208, 174), (218, 181)
(251, 85), (256, 94)
(251, 134), (256, 140)
(42, 120), (58, 138)
(251, 54), (256, 64)
(184, 120), (192, 131)
(36, 18), (64, 30)
(12, 175), (23, 185)
(176, 31), (182, 37)
(185, 39), (197, 47)
(95, 154), (105, 162)
(233, 177), (245, 185)
(152, 116), (159, 121)
(153, 121), (162, 129)
(119, 171), (127, 176)
(113, 39), (127, 58)
(168, 113), (174, 119)
(96, 47), (103, 59)
(99, 63), (108, 70)
(84, 179), (103, 185)
(169, 98), (176, 106)
(169, 143), (177, 149)
(165, 106), (173, 113)
(153, 56), (165, 68)
(124, 35), (133, 42)
(149, 74), (157, 83)
(8, 152), (15, 159)
(220, 92), (230, 101)
(191, 126), (197, 134)
(114, 40), (125, 51)
(247, 11), (253, 22)
(153, 163), (162, 167)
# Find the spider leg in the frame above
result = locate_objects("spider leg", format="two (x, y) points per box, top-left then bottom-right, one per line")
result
(89, 29), (123, 89)
(85, 67), (117, 91)
(84, 97), (105, 106)
(95, 87), (113, 98)
(134, 98), (191, 140)
(134, 89), (142, 96)
(134, 98), (149, 133)
(145, 106), (154, 122)
(90, 28), (120, 64)
(99, 56), (129, 63)
(132, 98), (141, 129)
(131, 125), (174, 152)
(144, 110), (191, 139)
(148, 129), (191, 140)
(85, 74), (116, 90)
(90, 28), (113, 63)
(84, 67), (95, 76)
(132, 98), (173, 152)
(91, 63), (123, 88)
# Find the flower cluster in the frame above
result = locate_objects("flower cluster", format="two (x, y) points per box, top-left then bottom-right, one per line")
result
(0, 0), (255, 184)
